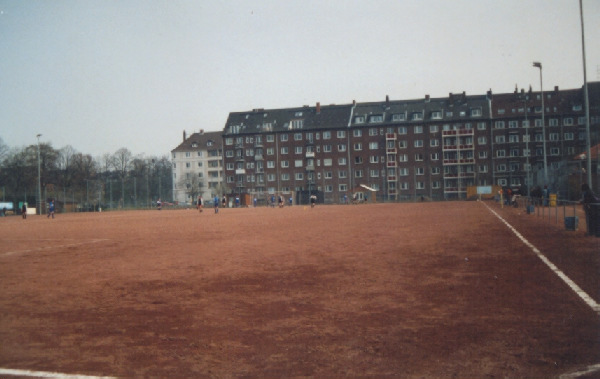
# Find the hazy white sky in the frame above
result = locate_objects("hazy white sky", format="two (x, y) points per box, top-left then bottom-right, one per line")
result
(1, 0), (599, 157)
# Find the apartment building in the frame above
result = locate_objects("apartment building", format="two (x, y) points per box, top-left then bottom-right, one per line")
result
(221, 83), (599, 204)
(171, 130), (224, 205)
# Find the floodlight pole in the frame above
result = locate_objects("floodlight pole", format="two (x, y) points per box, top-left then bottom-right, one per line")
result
(36, 134), (42, 215)
(579, 0), (593, 189)
(533, 62), (548, 185)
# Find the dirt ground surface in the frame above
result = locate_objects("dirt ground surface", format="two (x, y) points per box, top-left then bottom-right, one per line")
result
(0, 200), (599, 379)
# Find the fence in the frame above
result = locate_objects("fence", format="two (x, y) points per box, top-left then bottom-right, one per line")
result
(500, 194), (599, 236)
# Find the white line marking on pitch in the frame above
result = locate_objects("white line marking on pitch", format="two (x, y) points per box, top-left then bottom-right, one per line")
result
(0, 368), (117, 379)
(559, 363), (600, 379)
(0, 239), (109, 257)
(483, 202), (600, 315)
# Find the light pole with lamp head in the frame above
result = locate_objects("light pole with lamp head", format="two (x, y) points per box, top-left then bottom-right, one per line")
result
(532, 62), (548, 185)
(36, 134), (42, 215)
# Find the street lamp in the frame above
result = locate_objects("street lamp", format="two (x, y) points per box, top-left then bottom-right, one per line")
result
(36, 134), (42, 215)
(532, 62), (548, 185)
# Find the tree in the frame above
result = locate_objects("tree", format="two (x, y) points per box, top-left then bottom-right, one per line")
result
(111, 148), (132, 207)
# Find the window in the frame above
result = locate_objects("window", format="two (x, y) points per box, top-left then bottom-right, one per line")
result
(295, 146), (303, 154)
(398, 140), (407, 148)
(496, 164), (506, 172)
(496, 150), (506, 157)
(266, 147), (274, 155)
(355, 170), (363, 178)
(355, 116), (365, 124)
(477, 122), (487, 130)
(509, 135), (519, 143)
(369, 115), (383, 123)
(354, 143), (362, 151)
(323, 144), (332, 152)
(353, 129), (362, 137)
(338, 144), (347, 152)
(369, 142), (379, 150)
(339, 170), (347, 178)
(550, 147), (560, 156)
(412, 112), (423, 121)
(430, 139), (439, 147)
(399, 168), (409, 176)
(281, 173), (289, 181)
(369, 128), (378, 136)
(398, 154), (408, 162)
(291, 119), (304, 129)
(280, 134), (288, 141)
(323, 159), (332, 166)
(398, 127), (408, 135)
(430, 125), (439, 133)
(370, 169), (379, 177)
(414, 125), (423, 134)
(337, 130), (346, 138)
(431, 111), (442, 120)
(266, 134), (275, 142)
(338, 157), (347, 165)
(478, 136), (487, 145)
(281, 147), (288, 154)
(549, 118), (559, 127)
(295, 160), (303, 167)
(564, 132), (574, 141)
(471, 108), (482, 117)
(573, 104), (583, 111)
(281, 161), (289, 168)
(392, 113), (406, 121)
(495, 121), (505, 129)
(267, 161), (275, 168)
(549, 133), (559, 141)
(495, 136), (505, 143)
(294, 133), (302, 141)
(509, 121), (519, 128)
(339, 184), (348, 192)
(415, 153), (424, 161)
(370, 156), (380, 163)
(431, 153), (439, 160)
(295, 173), (303, 180)
(564, 118), (574, 126)
(414, 140), (424, 148)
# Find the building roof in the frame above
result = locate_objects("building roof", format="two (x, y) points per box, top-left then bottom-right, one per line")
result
(171, 130), (222, 153)
(574, 143), (600, 161)
(223, 103), (355, 135)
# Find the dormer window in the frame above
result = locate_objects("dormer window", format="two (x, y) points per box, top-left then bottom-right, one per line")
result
(207, 140), (214, 147)
(471, 108), (482, 117)
(355, 116), (365, 124)
(573, 104), (583, 111)
(369, 115), (383, 123)
(411, 112), (423, 121)
(295, 111), (303, 117)
(392, 113), (406, 121)
(191, 142), (198, 148)
(431, 111), (442, 120)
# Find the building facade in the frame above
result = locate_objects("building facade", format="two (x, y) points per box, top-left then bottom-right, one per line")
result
(221, 83), (599, 204)
(171, 130), (224, 205)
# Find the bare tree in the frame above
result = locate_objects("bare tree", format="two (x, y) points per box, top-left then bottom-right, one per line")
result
(111, 148), (132, 207)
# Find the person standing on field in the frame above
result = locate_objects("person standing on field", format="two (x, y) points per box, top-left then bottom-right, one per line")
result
(214, 195), (219, 214)
(22, 203), (27, 219)
(197, 195), (203, 213)
(581, 183), (599, 236)
(47, 200), (55, 219)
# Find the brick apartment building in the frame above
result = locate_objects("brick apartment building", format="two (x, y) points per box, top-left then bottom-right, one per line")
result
(194, 82), (599, 205)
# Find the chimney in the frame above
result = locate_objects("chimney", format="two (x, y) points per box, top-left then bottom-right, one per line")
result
(183, 130), (187, 142)
(200, 129), (204, 135)
(425, 94), (430, 102)
(352, 99), (356, 106)
(316, 102), (321, 114)
(554, 85), (559, 92)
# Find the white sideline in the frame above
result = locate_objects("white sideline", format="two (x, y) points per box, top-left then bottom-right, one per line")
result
(483, 202), (600, 315)
(0, 368), (116, 379)
(559, 363), (600, 379)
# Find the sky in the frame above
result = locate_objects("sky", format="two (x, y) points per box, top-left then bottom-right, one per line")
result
(1, 0), (599, 158)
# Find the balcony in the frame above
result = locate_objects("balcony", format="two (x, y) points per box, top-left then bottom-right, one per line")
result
(235, 169), (246, 175)
(386, 161), (397, 167)
(306, 151), (315, 158)
(254, 154), (263, 161)
(306, 164), (315, 171)
(385, 133), (397, 140)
